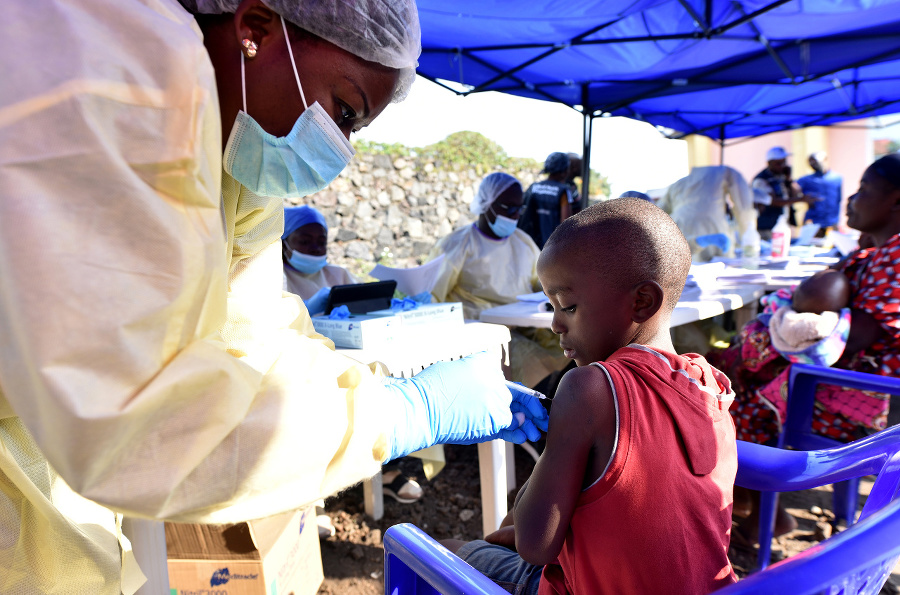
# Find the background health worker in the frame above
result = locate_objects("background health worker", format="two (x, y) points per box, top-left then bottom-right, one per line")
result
(281, 204), (425, 505)
(281, 204), (358, 314)
(428, 173), (568, 388)
(0, 1), (547, 592)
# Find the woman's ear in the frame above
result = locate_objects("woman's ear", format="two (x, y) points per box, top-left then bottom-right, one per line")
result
(889, 184), (900, 212)
(233, 0), (281, 58)
(631, 280), (664, 323)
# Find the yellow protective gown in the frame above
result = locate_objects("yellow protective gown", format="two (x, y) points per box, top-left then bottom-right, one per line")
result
(283, 263), (358, 300)
(428, 224), (567, 387)
(658, 165), (755, 261)
(430, 225), (542, 320)
(0, 1), (392, 592)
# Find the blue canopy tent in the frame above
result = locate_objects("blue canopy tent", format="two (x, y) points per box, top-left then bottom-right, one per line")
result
(416, 0), (900, 198)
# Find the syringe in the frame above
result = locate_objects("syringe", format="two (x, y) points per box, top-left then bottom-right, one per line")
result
(504, 380), (548, 400)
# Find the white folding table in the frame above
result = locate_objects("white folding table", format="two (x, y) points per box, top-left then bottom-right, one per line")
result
(480, 284), (767, 330)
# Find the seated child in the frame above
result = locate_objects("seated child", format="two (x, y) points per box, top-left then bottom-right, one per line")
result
(444, 197), (738, 594)
(766, 269), (852, 368)
(792, 269), (850, 314)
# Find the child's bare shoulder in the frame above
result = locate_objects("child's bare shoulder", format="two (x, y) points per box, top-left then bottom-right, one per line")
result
(548, 364), (618, 489)
(549, 364), (615, 430)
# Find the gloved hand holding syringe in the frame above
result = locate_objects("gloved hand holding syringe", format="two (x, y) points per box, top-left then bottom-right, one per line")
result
(381, 352), (550, 463)
(504, 380), (549, 427)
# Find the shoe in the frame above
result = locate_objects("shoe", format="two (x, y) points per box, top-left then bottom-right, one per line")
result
(316, 506), (335, 539)
(383, 472), (423, 504)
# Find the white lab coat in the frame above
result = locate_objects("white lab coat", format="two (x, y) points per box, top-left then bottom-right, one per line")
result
(658, 165), (756, 260)
(0, 1), (390, 591)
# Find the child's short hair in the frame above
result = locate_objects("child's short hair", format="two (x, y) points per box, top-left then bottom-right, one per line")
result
(545, 197), (692, 312)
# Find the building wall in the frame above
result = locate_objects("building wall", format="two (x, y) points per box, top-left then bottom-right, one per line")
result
(685, 119), (871, 231)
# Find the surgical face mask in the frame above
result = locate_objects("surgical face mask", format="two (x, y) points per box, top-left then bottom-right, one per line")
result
(487, 208), (518, 238)
(288, 250), (327, 275)
(223, 17), (355, 199)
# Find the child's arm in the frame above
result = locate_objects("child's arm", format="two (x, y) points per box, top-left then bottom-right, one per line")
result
(513, 365), (616, 565)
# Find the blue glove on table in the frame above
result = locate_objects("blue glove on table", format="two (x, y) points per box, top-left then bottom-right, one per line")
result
(695, 233), (731, 254)
(303, 286), (331, 316)
(381, 351), (549, 462)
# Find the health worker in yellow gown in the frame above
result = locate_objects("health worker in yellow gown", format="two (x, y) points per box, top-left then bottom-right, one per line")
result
(0, 1), (547, 592)
(429, 172), (569, 388)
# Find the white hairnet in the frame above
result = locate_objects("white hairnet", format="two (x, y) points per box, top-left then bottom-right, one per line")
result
(180, 0), (420, 102)
(470, 172), (521, 215)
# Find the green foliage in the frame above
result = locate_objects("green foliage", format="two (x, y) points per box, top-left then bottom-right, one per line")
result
(589, 169), (611, 198)
(376, 246), (394, 267)
(353, 138), (413, 157)
(357, 131), (541, 173)
(420, 131), (509, 169)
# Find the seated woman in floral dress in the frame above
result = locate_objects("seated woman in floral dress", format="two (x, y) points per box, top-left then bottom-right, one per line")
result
(712, 154), (900, 542)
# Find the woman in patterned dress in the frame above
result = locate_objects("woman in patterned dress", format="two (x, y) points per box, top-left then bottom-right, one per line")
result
(711, 154), (900, 542)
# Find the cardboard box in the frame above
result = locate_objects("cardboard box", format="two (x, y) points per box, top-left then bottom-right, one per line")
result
(311, 313), (400, 349)
(367, 302), (464, 330)
(166, 507), (322, 595)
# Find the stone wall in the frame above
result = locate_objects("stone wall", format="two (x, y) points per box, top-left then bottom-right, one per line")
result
(285, 152), (541, 278)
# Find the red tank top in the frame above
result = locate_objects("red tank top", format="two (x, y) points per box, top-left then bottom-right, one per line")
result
(538, 346), (738, 595)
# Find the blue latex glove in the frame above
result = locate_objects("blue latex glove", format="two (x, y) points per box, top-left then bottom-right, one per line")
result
(328, 304), (351, 319)
(390, 297), (419, 312)
(303, 286), (331, 316)
(695, 233), (731, 254)
(410, 291), (432, 304)
(381, 351), (549, 462)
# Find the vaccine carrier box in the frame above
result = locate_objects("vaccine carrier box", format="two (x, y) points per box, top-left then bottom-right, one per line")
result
(166, 507), (322, 595)
(311, 314), (400, 349)
(367, 302), (464, 330)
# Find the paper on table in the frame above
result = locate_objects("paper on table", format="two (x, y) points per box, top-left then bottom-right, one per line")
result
(796, 223), (821, 246)
(369, 254), (445, 297)
(516, 291), (548, 302)
(687, 262), (726, 291)
(829, 231), (860, 256)
(516, 291), (553, 312)
(715, 269), (770, 284)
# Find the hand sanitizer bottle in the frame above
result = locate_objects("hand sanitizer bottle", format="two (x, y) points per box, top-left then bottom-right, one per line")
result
(771, 213), (791, 259)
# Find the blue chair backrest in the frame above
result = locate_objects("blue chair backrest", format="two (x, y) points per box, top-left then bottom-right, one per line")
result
(384, 523), (508, 595)
(785, 364), (900, 451)
(725, 431), (900, 594)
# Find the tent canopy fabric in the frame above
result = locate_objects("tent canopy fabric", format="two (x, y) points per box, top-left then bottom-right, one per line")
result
(416, 0), (900, 140)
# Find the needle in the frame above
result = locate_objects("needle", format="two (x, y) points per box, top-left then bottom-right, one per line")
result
(504, 380), (548, 400)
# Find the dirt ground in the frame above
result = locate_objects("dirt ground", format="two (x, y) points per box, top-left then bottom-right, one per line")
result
(316, 443), (900, 595)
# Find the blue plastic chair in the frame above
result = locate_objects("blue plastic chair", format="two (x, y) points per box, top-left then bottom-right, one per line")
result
(727, 429), (900, 594)
(384, 523), (508, 595)
(754, 363), (900, 569)
(384, 429), (900, 595)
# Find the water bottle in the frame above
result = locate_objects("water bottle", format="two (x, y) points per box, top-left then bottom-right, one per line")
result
(741, 226), (761, 269)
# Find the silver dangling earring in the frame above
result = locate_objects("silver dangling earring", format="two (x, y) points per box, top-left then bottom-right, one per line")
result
(241, 38), (258, 59)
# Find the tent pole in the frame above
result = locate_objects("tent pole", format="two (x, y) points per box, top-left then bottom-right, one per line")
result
(719, 125), (725, 164)
(581, 110), (593, 209)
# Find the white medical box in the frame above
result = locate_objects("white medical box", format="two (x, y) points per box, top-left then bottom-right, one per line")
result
(367, 302), (464, 329)
(311, 314), (401, 349)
